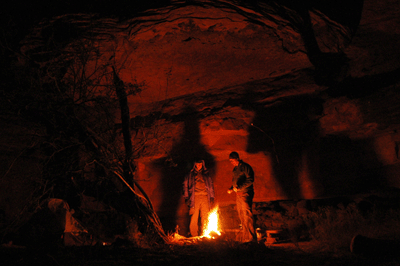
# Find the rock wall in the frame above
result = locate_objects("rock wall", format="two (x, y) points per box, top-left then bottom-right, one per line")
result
(126, 82), (400, 235)
(2, 0), (400, 235)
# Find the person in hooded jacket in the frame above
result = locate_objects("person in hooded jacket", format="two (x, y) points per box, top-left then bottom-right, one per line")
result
(183, 159), (215, 237)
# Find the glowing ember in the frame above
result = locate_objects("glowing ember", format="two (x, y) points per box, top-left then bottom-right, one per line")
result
(202, 206), (221, 239)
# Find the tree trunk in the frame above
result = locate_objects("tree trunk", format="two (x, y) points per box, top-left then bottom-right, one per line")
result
(112, 66), (167, 243)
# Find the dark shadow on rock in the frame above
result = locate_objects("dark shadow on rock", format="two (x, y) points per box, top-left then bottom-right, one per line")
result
(244, 92), (387, 199)
(217, 0), (362, 86)
(246, 94), (324, 199)
(326, 67), (400, 99)
(317, 135), (388, 196)
(152, 106), (215, 235)
(267, 0), (363, 86)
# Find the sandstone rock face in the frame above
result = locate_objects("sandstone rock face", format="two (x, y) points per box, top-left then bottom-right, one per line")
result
(2, 0), (400, 233)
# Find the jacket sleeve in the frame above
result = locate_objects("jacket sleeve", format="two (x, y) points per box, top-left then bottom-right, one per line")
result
(183, 175), (189, 199)
(208, 176), (215, 199)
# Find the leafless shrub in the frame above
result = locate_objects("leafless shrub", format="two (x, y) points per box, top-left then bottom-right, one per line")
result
(303, 204), (400, 253)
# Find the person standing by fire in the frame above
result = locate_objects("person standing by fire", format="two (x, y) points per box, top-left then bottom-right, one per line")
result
(227, 151), (257, 242)
(183, 159), (215, 237)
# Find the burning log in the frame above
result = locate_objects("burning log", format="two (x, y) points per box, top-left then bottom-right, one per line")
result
(170, 206), (222, 244)
(202, 206), (221, 239)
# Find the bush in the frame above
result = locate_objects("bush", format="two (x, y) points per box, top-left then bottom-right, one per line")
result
(303, 203), (400, 253)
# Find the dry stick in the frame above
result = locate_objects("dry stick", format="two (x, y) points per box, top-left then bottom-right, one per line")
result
(1, 149), (25, 179)
(128, 163), (155, 211)
(113, 66), (133, 181)
(112, 170), (165, 234)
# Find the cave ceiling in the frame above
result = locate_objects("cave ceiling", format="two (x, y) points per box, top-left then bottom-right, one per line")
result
(9, 0), (400, 137)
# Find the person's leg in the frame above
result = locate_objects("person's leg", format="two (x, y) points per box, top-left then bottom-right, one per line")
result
(198, 195), (210, 235)
(238, 192), (256, 242)
(189, 197), (200, 237)
(236, 193), (244, 241)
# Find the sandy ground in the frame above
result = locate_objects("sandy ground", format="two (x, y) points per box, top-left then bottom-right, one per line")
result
(2, 238), (400, 266)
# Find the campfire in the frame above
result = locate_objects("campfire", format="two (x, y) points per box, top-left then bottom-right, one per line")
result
(202, 206), (221, 239)
(171, 205), (222, 243)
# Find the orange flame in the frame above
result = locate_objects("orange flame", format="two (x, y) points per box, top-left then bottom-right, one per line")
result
(202, 205), (221, 239)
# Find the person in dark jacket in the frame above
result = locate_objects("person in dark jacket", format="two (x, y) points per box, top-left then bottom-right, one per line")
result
(227, 151), (257, 242)
(183, 159), (215, 237)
